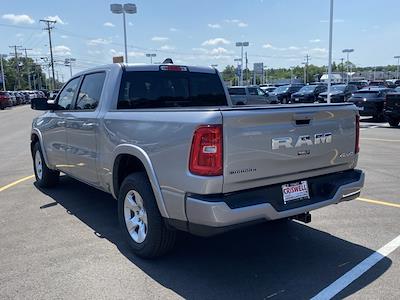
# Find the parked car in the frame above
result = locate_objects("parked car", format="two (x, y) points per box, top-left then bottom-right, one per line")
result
(259, 85), (277, 94)
(384, 91), (400, 127)
(271, 84), (304, 104)
(349, 81), (369, 90)
(318, 84), (358, 103)
(48, 90), (59, 100)
(15, 92), (24, 105)
(368, 80), (386, 87)
(385, 79), (400, 88)
(228, 86), (278, 105)
(0, 91), (11, 109)
(7, 91), (16, 106)
(348, 87), (393, 120)
(21, 92), (31, 104)
(290, 84), (327, 103)
(30, 62), (364, 258)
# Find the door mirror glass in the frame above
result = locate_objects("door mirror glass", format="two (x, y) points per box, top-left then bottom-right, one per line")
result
(31, 98), (56, 111)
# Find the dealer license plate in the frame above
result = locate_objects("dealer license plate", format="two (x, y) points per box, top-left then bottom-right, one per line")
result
(282, 181), (310, 204)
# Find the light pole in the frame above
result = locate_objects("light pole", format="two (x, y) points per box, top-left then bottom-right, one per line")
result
(234, 58), (241, 86)
(0, 54), (7, 91)
(327, 0), (334, 103)
(65, 58), (76, 77)
(342, 48), (354, 83)
(146, 53), (156, 64)
(110, 3), (137, 63)
(394, 56), (400, 79)
(290, 66), (295, 84)
(236, 42), (249, 85)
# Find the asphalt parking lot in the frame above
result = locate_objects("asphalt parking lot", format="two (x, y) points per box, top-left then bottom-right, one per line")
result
(0, 105), (399, 299)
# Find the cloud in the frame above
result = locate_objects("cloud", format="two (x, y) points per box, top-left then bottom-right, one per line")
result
(208, 23), (221, 29)
(60, 35), (68, 39)
(110, 49), (122, 56)
(224, 19), (240, 23)
(169, 27), (178, 32)
(208, 47), (233, 55)
(44, 15), (66, 25)
(309, 39), (321, 43)
(103, 22), (115, 27)
(160, 45), (175, 50)
(2, 14), (34, 24)
(202, 38), (230, 46)
(128, 51), (145, 57)
(87, 38), (112, 46)
(320, 19), (344, 23)
(310, 47), (327, 53)
(151, 36), (169, 42)
(53, 45), (71, 56)
(262, 43), (300, 51)
(238, 22), (248, 27)
(16, 33), (24, 37)
(262, 43), (274, 49)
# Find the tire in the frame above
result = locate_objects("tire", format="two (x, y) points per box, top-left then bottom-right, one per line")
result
(118, 173), (176, 258)
(388, 118), (400, 127)
(32, 143), (60, 188)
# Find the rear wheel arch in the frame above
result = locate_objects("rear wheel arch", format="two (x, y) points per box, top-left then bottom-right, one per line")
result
(111, 146), (169, 218)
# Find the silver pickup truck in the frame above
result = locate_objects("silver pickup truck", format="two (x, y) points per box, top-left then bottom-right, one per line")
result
(30, 63), (365, 258)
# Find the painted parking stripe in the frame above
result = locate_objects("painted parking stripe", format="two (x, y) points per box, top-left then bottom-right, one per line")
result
(0, 175), (34, 192)
(311, 234), (400, 300)
(357, 197), (400, 208)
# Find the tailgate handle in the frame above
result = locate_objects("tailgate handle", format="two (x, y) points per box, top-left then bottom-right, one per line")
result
(293, 113), (314, 125)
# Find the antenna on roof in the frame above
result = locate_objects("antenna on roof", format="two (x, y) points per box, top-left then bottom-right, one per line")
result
(162, 58), (173, 64)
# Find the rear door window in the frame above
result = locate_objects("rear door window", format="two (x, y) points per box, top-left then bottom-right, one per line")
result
(228, 88), (246, 95)
(118, 70), (227, 109)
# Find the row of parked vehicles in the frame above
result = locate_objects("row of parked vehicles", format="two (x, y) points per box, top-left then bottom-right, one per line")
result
(0, 90), (48, 110)
(227, 80), (400, 126)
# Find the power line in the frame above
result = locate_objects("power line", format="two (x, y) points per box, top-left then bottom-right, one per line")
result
(40, 19), (56, 90)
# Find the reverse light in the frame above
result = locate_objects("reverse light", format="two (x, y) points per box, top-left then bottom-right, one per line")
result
(189, 125), (223, 176)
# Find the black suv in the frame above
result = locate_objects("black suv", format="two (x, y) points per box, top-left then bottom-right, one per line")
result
(271, 84), (304, 104)
(348, 87), (393, 121)
(384, 90), (400, 127)
(318, 84), (358, 103)
(290, 84), (327, 103)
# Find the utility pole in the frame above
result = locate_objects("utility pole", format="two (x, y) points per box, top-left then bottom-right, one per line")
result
(21, 48), (32, 89)
(304, 54), (310, 84)
(9, 45), (22, 89)
(40, 19), (56, 90)
(0, 54), (7, 91)
(245, 51), (248, 84)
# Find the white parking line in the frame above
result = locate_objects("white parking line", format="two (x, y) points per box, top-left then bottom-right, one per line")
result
(311, 234), (400, 300)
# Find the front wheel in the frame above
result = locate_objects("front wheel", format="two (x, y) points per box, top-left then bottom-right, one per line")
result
(33, 143), (60, 188)
(118, 173), (176, 258)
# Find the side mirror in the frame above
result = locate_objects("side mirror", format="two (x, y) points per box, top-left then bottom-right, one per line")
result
(31, 98), (56, 111)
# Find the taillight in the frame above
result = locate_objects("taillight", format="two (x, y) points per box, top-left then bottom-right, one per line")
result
(355, 115), (360, 154)
(189, 125), (223, 176)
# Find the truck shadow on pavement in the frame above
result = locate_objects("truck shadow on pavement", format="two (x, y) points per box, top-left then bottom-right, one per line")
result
(36, 176), (391, 300)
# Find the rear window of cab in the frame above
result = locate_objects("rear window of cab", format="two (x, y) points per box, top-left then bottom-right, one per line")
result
(117, 70), (228, 109)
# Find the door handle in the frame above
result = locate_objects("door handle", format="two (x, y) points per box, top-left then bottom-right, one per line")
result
(81, 122), (95, 130)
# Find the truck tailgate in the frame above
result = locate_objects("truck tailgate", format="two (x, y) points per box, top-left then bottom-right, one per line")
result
(221, 104), (358, 193)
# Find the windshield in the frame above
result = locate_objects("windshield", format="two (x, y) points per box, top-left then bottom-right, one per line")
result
(228, 88), (246, 95)
(331, 85), (346, 92)
(274, 85), (289, 93)
(298, 85), (316, 93)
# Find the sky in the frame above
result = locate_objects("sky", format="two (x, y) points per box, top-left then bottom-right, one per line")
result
(1, 0), (400, 81)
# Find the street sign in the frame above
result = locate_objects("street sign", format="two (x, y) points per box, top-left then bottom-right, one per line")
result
(254, 63), (264, 75)
(113, 56), (124, 63)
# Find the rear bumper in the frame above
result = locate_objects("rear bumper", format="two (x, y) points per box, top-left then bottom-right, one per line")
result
(384, 109), (400, 119)
(183, 169), (364, 235)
